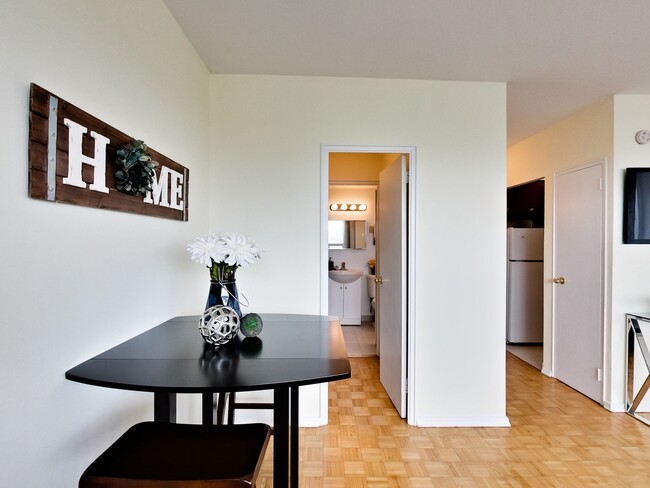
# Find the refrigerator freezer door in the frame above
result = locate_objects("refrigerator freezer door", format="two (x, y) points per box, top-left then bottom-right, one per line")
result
(508, 228), (544, 261)
(507, 261), (544, 343)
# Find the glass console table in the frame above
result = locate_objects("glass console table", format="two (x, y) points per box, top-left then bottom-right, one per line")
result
(626, 313), (650, 426)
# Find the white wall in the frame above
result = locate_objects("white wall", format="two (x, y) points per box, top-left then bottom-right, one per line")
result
(0, 1), (210, 486)
(209, 75), (508, 426)
(612, 95), (650, 410)
(507, 99), (616, 404)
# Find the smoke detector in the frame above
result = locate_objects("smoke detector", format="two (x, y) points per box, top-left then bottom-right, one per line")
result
(636, 130), (650, 144)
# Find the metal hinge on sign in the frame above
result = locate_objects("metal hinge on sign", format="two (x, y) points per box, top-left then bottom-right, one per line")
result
(47, 95), (59, 201)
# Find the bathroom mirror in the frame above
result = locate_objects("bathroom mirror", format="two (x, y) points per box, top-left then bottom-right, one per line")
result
(328, 220), (366, 249)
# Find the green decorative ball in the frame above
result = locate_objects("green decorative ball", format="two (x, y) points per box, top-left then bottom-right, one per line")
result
(240, 313), (263, 337)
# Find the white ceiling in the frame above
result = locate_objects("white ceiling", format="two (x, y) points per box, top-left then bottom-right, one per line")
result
(164, 0), (650, 145)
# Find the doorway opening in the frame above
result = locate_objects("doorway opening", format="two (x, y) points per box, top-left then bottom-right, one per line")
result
(506, 179), (545, 371)
(320, 145), (416, 422)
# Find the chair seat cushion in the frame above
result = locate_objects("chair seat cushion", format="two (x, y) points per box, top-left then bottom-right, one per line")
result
(79, 422), (270, 487)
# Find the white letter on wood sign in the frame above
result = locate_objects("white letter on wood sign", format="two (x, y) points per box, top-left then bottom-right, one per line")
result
(168, 168), (184, 210)
(144, 166), (170, 207)
(63, 118), (110, 193)
(143, 166), (184, 210)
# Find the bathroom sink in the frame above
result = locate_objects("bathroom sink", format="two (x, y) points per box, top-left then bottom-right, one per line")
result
(328, 269), (363, 283)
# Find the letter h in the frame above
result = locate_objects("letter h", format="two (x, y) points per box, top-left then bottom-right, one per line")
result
(63, 118), (110, 193)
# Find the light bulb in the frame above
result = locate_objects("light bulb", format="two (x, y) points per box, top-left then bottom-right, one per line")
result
(359, 204), (367, 211)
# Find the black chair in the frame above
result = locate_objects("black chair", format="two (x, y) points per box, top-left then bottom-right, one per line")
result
(79, 422), (270, 487)
(216, 392), (273, 428)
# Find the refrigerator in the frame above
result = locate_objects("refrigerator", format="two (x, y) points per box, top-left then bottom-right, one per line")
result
(507, 228), (544, 343)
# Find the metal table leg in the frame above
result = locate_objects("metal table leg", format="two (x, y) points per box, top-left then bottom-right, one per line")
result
(626, 316), (650, 426)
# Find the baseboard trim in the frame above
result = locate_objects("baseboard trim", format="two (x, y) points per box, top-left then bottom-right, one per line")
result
(415, 416), (511, 427)
(300, 416), (328, 427)
(603, 401), (626, 413)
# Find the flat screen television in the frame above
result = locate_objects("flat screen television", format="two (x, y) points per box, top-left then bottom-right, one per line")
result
(624, 168), (650, 243)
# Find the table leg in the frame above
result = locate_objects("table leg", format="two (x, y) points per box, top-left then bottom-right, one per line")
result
(201, 392), (214, 425)
(215, 392), (227, 425)
(274, 386), (289, 487)
(627, 317), (650, 426)
(154, 392), (176, 423)
(290, 385), (299, 488)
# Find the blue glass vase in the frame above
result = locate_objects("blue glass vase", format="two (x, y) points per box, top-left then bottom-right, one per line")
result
(206, 281), (241, 317)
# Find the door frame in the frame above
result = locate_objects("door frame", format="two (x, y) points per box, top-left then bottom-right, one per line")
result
(551, 159), (606, 402)
(320, 145), (417, 424)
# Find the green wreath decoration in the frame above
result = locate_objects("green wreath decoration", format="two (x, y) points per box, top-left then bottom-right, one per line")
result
(115, 139), (159, 197)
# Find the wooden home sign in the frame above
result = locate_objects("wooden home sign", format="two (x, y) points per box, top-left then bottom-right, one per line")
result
(28, 83), (189, 221)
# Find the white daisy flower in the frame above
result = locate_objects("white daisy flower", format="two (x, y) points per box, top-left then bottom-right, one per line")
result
(210, 234), (229, 263)
(187, 232), (262, 279)
(187, 235), (216, 268)
(220, 232), (262, 268)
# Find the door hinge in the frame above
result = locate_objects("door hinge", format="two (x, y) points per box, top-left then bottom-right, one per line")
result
(406, 171), (410, 184)
(597, 368), (602, 381)
(599, 178), (603, 191)
(405, 378), (408, 394)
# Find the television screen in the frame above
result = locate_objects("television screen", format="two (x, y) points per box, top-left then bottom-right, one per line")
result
(624, 168), (650, 243)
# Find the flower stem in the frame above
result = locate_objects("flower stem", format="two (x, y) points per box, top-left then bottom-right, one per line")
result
(210, 261), (237, 282)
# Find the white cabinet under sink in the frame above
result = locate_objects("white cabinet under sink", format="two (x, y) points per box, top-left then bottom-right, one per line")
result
(328, 278), (361, 325)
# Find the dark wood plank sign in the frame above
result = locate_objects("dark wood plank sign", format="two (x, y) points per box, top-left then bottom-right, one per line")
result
(28, 83), (189, 221)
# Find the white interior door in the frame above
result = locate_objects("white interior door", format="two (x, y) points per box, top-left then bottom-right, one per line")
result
(377, 155), (407, 417)
(553, 162), (604, 403)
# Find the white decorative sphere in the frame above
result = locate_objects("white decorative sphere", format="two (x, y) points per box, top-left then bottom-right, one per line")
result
(198, 305), (240, 346)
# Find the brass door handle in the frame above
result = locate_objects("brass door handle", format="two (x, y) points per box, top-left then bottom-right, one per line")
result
(375, 276), (383, 284)
(553, 277), (566, 285)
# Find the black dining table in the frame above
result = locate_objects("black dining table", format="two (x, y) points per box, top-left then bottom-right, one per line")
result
(66, 313), (351, 488)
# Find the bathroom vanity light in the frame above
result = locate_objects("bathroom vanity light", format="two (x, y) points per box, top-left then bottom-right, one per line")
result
(330, 203), (367, 211)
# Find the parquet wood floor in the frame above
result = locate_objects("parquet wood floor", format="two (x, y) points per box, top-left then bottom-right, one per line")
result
(256, 353), (650, 487)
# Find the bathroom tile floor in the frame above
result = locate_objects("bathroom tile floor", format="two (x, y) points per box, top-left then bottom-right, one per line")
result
(342, 320), (377, 357)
